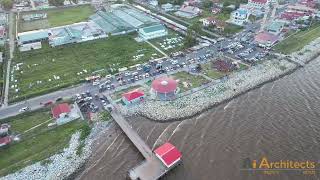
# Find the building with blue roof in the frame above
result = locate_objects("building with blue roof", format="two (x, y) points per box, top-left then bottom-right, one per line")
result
(229, 8), (250, 26)
(266, 21), (285, 35)
(17, 30), (48, 45)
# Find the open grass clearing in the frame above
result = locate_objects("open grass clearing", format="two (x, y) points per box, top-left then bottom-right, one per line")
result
(201, 63), (228, 79)
(10, 34), (162, 102)
(0, 108), (52, 134)
(47, 5), (94, 27)
(172, 71), (210, 92)
(0, 110), (88, 177)
(18, 5), (94, 32)
(274, 23), (320, 54)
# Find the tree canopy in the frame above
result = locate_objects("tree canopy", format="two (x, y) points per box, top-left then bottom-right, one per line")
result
(1, 0), (13, 10)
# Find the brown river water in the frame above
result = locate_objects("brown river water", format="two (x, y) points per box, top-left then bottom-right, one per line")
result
(77, 57), (320, 180)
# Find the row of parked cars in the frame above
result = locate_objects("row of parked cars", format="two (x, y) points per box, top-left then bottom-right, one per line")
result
(76, 91), (99, 113)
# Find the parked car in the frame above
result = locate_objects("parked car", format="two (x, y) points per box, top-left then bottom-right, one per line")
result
(19, 106), (30, 112)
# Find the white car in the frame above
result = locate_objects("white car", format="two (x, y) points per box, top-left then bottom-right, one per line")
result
(19, 106), (30, 112)
(92, 81), (100, 86)
(84, 97), (93, 101)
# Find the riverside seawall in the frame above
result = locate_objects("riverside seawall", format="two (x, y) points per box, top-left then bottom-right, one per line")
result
(124, 37), (320, 122)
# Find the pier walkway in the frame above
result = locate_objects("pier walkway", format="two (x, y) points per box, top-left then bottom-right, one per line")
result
(110, 108), (169, 180)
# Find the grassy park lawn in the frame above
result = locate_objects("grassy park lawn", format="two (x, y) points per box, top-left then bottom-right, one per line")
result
(1, 109), (52, 134)
(18, 5), (94, 32)
(47, 5), (94, 27)
(149, 30), (184, 54)
(274, 23), (320, 54)
(220, 23), (243, 36)
(172, 71), (210, 92)
(201, 63), (227, 79)
(10, 35), (161, 102)
(0, 110), (88, 176)
(111, 85), (144, 101)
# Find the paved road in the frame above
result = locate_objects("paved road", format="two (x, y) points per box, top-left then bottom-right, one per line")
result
(3, 12), (15, 107)
(0, 83), (95, 119)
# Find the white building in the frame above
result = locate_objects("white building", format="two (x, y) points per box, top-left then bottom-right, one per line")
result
(138, 24), (168, 40)
(248, 0), (269, 9)
(201, 17), (216, 27)
(161, 3), (174, 12)
(230, 8), (250, 26)
(149, 0), (158, 7)
(174, 5), (202, 18)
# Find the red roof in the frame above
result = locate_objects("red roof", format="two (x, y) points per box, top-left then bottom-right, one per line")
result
(280, 11), (306, 20)
(154, 142), (182, 168)
(152, 77), (177, 93)
(0, 136), (11, 146)
(51, 103), (71, 119)
(255, 32), (279, 44)
(122, 89), (144, 101)
(250, 0), (268, 4)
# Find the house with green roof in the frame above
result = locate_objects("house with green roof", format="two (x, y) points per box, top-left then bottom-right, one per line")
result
(138, 24), (168, 40)
(266, 21), (285, 35)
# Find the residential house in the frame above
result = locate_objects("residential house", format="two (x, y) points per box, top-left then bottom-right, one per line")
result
(229, 8), (250, 26)
(247, 0), (269, 9)
(0, 124), (10, 136)
(175, 5), (202, 19)
(149, 0), (158, 7)
(162, 3), (174, 12)
(122, 89), (145, 105)
(211, 7), (221, 14)
(201, 17), (216, 27)
(216, 20), (226, 31)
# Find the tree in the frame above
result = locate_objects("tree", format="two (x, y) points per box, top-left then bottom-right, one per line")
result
(48, 0), (64, 6)
(202, 0), (213, 9)
(183, 29), (197, 48)
(189, 22), (202, 33)
(158, 0), (167, 5)
(0, 0), (13, 10)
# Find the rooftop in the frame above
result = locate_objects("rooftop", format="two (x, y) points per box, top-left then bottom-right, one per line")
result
(51, 103), (71, 119)
(18, 30), (48, 43)
(154, 142), (182, 168)
(123, 89), (145, 101)
(255, 31), (279, 44)
(152, 77), (177, 93)
(140, 24), (166, 34)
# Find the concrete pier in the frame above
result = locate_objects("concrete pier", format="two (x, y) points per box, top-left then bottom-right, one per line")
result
(110, 109), (169, 180)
